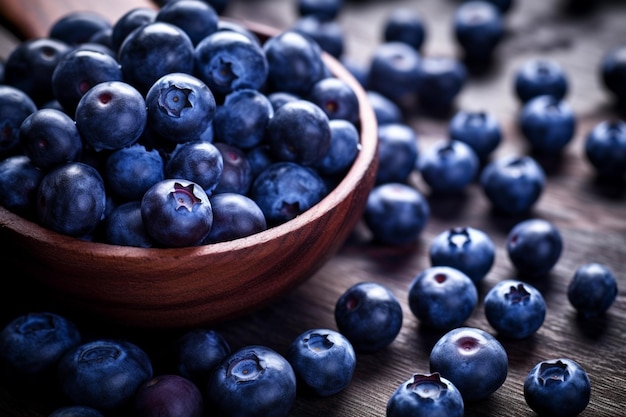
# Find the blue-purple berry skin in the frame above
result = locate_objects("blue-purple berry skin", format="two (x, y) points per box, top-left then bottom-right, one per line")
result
(386, 373), (464, 417)
(334, 282), (403, 353)
(48, 405), (105, 417)
(418, 140), (479, 194)
(408, 266), (478, 330)
(429, 327), (508, 402)
(507, 218), (563, 279)
(366, 41), (422, 105)
(484, 279), (546, 339)
(105, 201), (155, 248)
(0, 155), (44, 220)
(567, 263), (618, 319)
(600, 44), (626, 106)
(134, 374), (204, 417)
(519, 95), (576, 154)
(383, 7), (427, 52)
(173, 328), (231, 388)
(416, 56), (467, 116)
(286, 328), (356, 397)
(514, 58), (568, 103)
(448, 110), (502, 160)
(204, 192), (267, 243)
(429, 226), (495, 284)
(453, 1), (504, 66)
(375, 123), (419, 185)
(207, 345), (296, 417)
(524, 358), (591, 417)
(584, 120), (626, 178)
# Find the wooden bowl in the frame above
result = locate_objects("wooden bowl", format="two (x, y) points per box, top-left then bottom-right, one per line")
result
(0, 21), (378, 329)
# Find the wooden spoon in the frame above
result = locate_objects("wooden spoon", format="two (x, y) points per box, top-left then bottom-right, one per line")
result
(0, 0), (158, 39)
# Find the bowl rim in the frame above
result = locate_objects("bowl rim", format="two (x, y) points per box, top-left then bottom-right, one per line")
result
(0, 19), (379, 258)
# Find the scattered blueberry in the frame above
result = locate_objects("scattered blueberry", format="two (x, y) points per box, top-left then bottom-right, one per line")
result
(418, 140), (479, 194)
(366, 41), (422, 105)
(383, 7), (427, 52)
(600, 44), (626, 107)
(134, 374), (204, 417)
(518, 95), (576, 154)
(297, 0), (343, 21)
(291, 15), (345, 59)
(366, 90), (404, 126)
(584, 119), (626, 179)
(567, 262), (618, 319)
(386, 372), (464, 417)
(375, 122), (419, 185)
(453, 1), (504, 67)
(524, 358), (591, 417)
(506, 218), (563, 279)
(408, 266), (478, 330)
(514, 58), (569, 103)
(416, 55), (467, 116)
(334, 282), (403, 353)
(448, 109), (502, 160)
(484, 279), (546, 338)
(286, 328), (356, 396)
(172, 328), (231, 388)
(429, 326), (508, 401)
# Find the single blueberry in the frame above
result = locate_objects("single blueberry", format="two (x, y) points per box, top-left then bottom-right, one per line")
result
(429, 327), (508, 401)
(567, 263), (618, 319)
(453, 1), (504, 67)
(156, 0), (219, 46)
(366, 90), (404, 126)
(600, 44), (626, 107)
(383, 7), (427, 52)
(584, 119), (626, 178)
(291, 15), (345, 59)
(506, 218), (563, 279)
(448, 109), (502, 160)
(386, 373), (464, 417)
(141, 178), (214, 247)
(104, 201), (155, 248)
(57, 339), (153, 411)
(484, 279), (546, 339)
(408, 266), (478, 330)
(480, 154), (546, 214)
(314, 119), (360, 177)
(49, 11), (112, 45)
(0, 84), (38, 156)
(0, 155), (44, 220)
(514, 58), (569, 103)
(307, 76), (360, 125)
(416, 55), (467, 117)
(418, 140), (479, 194)
(334, 282), (403, 353)
(134, 374), (204, 417)
(172, 328), (231, 388)
(204, 192), (266, 243)
(375, 123), (419, 185)
(212, 142), (254, 195)
(110, 7), (157, 51)
(207, 345), (296, 417)
(286, 328), (356, 397)
(105, 144), (165, 202)
(524, 358), (591, 417)
(165, 141), (224, 195)
(519, 95), (576, 154)
(363, 182), (430, 246)
(37, 162), (107, 237)
(429, 226), (495, 283)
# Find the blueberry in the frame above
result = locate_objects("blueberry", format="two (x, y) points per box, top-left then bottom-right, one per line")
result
(213, 142), (254, 195)
(375, 123), (419, 185)
(408, 266), (478, 330)
(366, 41), (422, 105)
(105, 144), (165, 202)
(0, 312), (81, 381)
(429, 226), (495, 284)
(145, 72), (217, 144)
(140, 178), (214, 247)
(524, 358), (591, 417)
(297, 0), (343, 21)
(213, 88), (274, 150)
(19, 108), (83, 171)
(484, 279), (546, 339)
(58, 338), (153, 411)
(134, 374), (204, 417)
(110, 7), (157, 52)
(314, 119), (360, 177)
(118, 22), (195, 94)
(453, 1), (504, 67)
(307, 76), (360, 124)
(286, 328), (356, 396)
(292, 15), (345, 59)
(37, 162), (107, 238)
(519, 95), (576, 154)
(48, 405), (105, 417)
(448, 109), (502, 160)
(418, 140), (479, 194)
(366, 90), (404, 126)
(386, 373), (464, 417)
(416, 56), (467, 116)
(49, 11), (112, 45)
(600, 44), (626, 106)
(263, 29), (326, 96)
(267, 91), (301, 112)
(204, 192), (267, 243)
(363, 182), (430, 246)
(506, 218), (563, 279)
(0, 84), (38, 156)
(105, 201), (155, 248)
(51, 48), (123, 115)
(156, 0), (219, 46)
(75, 81), (147, 152)
(480, 154), (546, 214)
(3, 37), (72, 106)
(429, 327), (508, 401)
(207, 345), (296, 417)
(584, 119), (626, 178)
(463, 0), (514, 14)
(514, 58), (569, 103)
(250, 161), (327, 226)
(246, 144), (275, 177)
(383, 7), (427, 52)
(172, 328), (231, 388)
(0, 155), (44, 220)
(334, 282), (403, 353)
(265, 99), (331, 166)
(165, 141), (224, 195)
(194, 30), (269, 96)
(567, 262), (618, 319)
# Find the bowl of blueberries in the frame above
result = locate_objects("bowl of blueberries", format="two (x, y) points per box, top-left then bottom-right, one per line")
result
(0, 3), (378, 328)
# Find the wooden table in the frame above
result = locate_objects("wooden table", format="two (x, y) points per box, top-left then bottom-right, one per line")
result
(1, 0), (625, 416)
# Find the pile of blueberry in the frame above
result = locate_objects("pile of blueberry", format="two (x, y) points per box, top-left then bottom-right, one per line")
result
(0, 0), (624, 416)
(0, 0), (363, 248)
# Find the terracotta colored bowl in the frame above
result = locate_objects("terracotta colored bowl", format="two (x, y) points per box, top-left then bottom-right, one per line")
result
(0, 21), (378, 329)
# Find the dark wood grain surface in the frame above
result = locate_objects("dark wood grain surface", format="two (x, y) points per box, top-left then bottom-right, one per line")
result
(1, 0), (625, 416)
